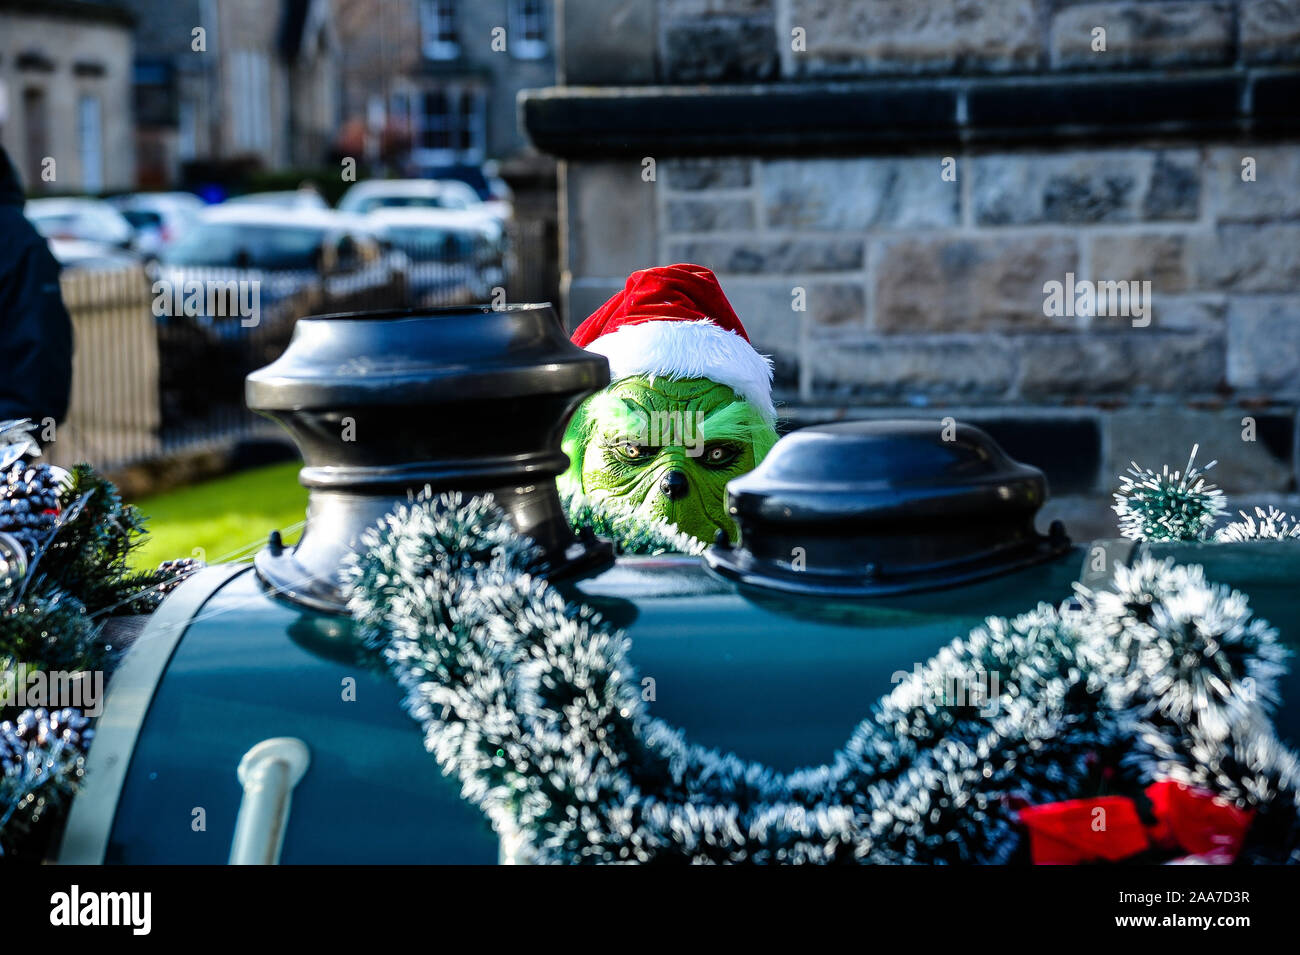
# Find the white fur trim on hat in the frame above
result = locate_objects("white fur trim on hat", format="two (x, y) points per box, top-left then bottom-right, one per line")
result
(583, 319), (776, 425)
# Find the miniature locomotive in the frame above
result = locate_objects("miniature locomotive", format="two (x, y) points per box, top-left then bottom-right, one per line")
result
(54, 305), (1300, 864)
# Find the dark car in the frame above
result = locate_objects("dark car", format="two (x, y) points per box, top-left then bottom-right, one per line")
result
(156, 205), (401, 324)
(365, 207), (504, 303)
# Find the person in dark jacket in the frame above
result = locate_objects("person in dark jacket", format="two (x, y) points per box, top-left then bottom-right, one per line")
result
(0, 144), (73, 425)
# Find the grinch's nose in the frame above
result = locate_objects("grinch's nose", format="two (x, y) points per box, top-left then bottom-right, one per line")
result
(659, 470), (689, 501)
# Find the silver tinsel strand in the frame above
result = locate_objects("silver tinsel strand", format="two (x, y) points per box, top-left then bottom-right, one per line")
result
(345, 492), (1300, 864)
(1216, 506), (1300, 543)
(1113, 444), (1228, 542)
(561, 488), (706, 557)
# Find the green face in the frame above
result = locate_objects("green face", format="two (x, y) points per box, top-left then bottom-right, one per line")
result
(560, 376), (778, 544)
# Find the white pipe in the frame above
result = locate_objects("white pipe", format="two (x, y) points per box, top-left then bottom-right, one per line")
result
(229, 737), (311, 865)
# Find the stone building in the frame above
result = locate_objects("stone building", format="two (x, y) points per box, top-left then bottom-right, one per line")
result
(333, 0), (562, 304)
(524, 0), (1300, 533)
(334, 0), (555, 171)
(121, 0), (339, 186)
(0, 0), (135, 193)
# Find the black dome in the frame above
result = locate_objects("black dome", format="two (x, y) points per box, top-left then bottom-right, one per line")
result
(705, 419), (1070, 596)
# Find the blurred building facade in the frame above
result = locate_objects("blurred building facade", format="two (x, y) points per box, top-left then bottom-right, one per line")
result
(0, 0), (136, 193)
(334, 0), (555, 172)
(120, 0), (340, 187)
(333, 0), (562, 307)
(527, 0), (1300, 531)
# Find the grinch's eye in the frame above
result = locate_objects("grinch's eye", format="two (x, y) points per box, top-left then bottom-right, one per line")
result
(702, 443), (741, 469)
(611, 441), (649, 462)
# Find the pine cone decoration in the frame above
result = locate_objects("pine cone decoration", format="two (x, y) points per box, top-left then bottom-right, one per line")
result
(131, 556), (207, 612)
(157, 556), (204, 584)
(0, 463), (63, 557)
(0, 708), (93, 771)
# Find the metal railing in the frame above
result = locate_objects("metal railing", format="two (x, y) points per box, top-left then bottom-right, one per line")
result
(52, 266), (163, 470)
(47, 221), (554, 472)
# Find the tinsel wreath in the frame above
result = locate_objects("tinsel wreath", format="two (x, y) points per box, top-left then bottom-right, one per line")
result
(345, 491), (1300, 865)
(1113, 445), (1227, 542)
(0, 423), (201, 859)
(1113, 445), (1300, 544)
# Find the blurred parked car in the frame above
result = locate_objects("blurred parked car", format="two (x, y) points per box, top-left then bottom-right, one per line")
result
(156, 205), (404, 328)
(25, 197), (135, 249)
(366, 207), (505, 303)
(111, 192), (206, 257)
(417, 163), (514, 222)
(337, 178), (495, 221)
(47, 238), (142, 273)
(151, 205), (407, 430)
(223, 188), (330, 211)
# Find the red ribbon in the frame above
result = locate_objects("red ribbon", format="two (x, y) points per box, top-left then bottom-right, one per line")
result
(1018, 781), (1254, 865)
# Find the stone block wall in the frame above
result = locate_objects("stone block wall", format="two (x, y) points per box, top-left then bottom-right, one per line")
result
(549, 0), (1300, 522)
(569, 147), (1297, 401)
(648, 0), (1300, 81)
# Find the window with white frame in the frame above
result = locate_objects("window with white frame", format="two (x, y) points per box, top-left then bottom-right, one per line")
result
(78, 95), (103, 193)
(394, 84), (485, 166)
(231, 49), (271, 154)
(419, 0), (459, 60)
(509, 0), (548, 59)
(178, 99), (197, 160)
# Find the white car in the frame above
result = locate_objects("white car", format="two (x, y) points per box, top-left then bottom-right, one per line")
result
(112, 192), (207, 256)
(412, 164), (515, 222)
(338, 179), (496, 220)
(223, 189), (330, 211)
(47, 238), (141, 273)
(25, 197), (135, 248)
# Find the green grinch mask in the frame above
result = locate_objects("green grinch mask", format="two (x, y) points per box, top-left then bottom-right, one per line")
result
(559, 375), (779, 544)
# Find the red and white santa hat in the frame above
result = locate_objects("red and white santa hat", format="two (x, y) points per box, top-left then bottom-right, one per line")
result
(571, 264), (776, 425)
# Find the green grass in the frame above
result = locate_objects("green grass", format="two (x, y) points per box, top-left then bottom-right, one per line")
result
(128, 462), (308, 570)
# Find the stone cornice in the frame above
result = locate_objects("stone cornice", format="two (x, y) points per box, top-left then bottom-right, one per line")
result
(520, 68), (1300, 157)
(0, 0), (134, 28)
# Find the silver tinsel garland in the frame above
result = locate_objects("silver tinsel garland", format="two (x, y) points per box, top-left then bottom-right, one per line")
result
(560, 488), (706, 556)
(1216, 507), (1300, 543)
(345, 492), (1300, 864)
(1111, 447), (1300, 546)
